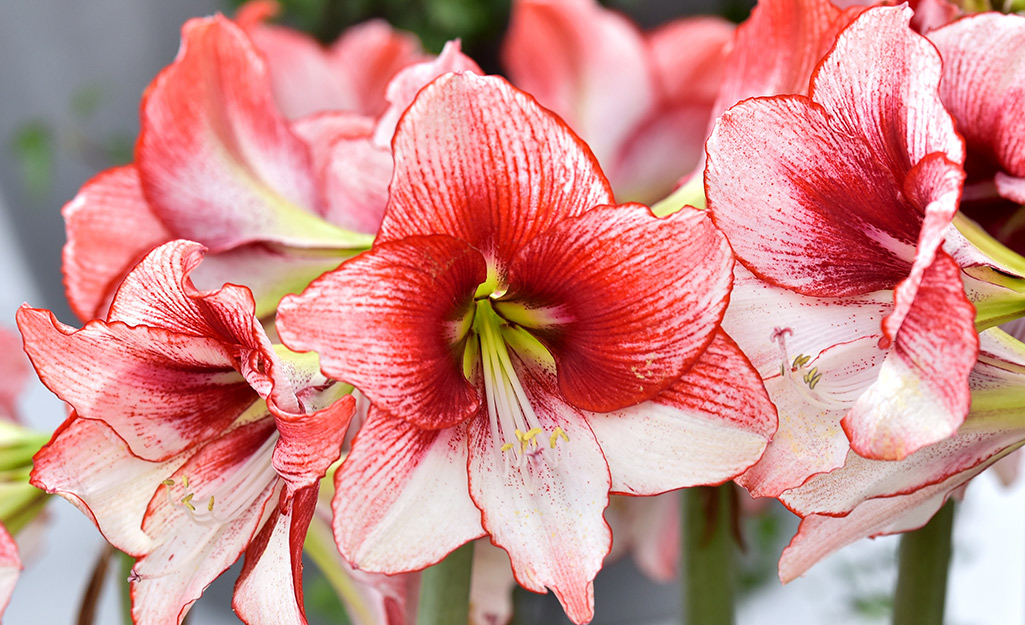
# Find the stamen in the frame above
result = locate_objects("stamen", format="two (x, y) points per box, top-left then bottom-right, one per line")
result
(180, 493), (196, 512)
(549, 427), (569, 449)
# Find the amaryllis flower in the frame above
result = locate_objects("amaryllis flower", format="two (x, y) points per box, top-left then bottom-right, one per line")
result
(21, 240), (354, 625)
(708, 5), (974, 482)
(277, 72), (776, 624)
(63, 14), (376, 322)
(929, 13), (1025, 254)
(236, 0), (429, 120)
(502, 0), (733, 204)
(0, 327), (29, 422)
(777, 327), (1025, 580)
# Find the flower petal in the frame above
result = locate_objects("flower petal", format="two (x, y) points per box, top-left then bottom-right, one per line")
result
(332, 410), (485, 572)
(501, 204), (732, 411)
(133, 420), (280, 625)
(30, 416), (169, 557)
(18, 306), (258, 461)
(588, 330), (775, 495)
(377, 73), (614, 272)
(843, 252), (977, 460)
(502, 0), (655, 168)
(61, 165), (173, 322)
(233, 486), (318, 625)
(0, 523), (19, 620)
(270, 392), (355, 496)
(930, 13), (1025, 180)
(138, 16), (366, 251)
(0, 327), (29, 422)
(466, 355), (611, 625)
(277, 235), (486, 430)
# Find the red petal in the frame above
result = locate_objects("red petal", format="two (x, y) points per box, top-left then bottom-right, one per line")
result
(270, 394), (355, 496)
(377, 73), (613, 274)
(0, 523), (19, 620)
(277, 235), (486, 430)
(502, 0), (655, 168)
(332, 410), (485, 572)
(501, 204), (732, 411)
(138, 16), (361, 252)
(842, 253), (977, 460)
(61, 166), (172, 321)
(589, 330), (776, 495)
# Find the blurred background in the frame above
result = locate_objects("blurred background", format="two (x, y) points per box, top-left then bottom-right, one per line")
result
(0, 1), (1022, 623)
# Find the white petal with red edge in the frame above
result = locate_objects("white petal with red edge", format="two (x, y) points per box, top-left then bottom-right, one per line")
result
(333, 411), (485, 572)
(0, 523), (19, 620)
(589, 330), (775, 495)
(466, 354), (610, 625)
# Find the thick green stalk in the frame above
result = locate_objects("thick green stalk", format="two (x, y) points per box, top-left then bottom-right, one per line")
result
(417, 541), (475, 625)
(892, 500), (955, 625)
(681, 484), (736, 625)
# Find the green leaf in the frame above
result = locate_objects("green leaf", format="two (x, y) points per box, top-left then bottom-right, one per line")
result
(10, 121), (54, 199)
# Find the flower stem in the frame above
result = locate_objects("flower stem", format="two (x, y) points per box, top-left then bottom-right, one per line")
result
(417, 541), (475, 625)
(681, 484), (736, 625)
(892, 500), (955, 625)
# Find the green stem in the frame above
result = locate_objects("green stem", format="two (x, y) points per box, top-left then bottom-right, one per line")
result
(892, 500), (955, 625)
(681, 484), (736, 625)
(118, 551), (134, 625)
(417, 541), (474, 625)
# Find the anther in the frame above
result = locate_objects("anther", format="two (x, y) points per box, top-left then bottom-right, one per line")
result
(161, 479), (175, 487)
(549, 427), (569, 448)
(207, 496), (215, 512)
(180, 493), (196, 512)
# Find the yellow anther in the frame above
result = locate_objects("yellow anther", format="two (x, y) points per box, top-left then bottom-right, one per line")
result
(207, 496), (215, 512)
(181, 475), (190, 489)
(802, 367), (819, 383)
(807, 372), (823, 390)
(523, 428), (542, 447)
(180, 493), (196, 512)
(161, 479), (174, 487)
(549, 427), (569, 448)
(792, 354), (811, 370)
(501, 442), (515, 452)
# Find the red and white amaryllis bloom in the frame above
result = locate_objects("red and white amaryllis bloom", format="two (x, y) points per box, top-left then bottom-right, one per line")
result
(502, 0), (733, 204)
(20, 241), (354, 625)
(62, 14), (377, 322)
(277, 72), (776, 624)
(708, 6), (975, 490)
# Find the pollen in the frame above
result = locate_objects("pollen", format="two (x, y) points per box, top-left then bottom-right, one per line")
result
(181, 475), (190, 489)
(180, 493), (196, 512)
(207, 496), (215, 512)
(161, 479), (175, 487)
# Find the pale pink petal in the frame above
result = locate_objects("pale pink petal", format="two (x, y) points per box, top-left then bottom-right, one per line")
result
(0, 523), (20, 620)
(138, 16), (366, 251)
(909, 0), (960, 34)
(502, 0), (655, 167)
(233, 487), (318, 625)
(242, 18), (355, 119)
(321, 138), (393, 234)
(290, 111), (375, 182)
(277, 235), (486, 430)
(466, 357), (611, 625)
(0, 327), (29, 422)
(30, 416), (171, 557)
(501, 205), (732, 411)
(133, 421), (280, 625)
(995, 172), (1025, 205)
(622, 494), (679, 583)
(333, 410), (485, 572)
(843, 252), (977, 460)
(930, 13), (1025, 179)
(589, 330), (775, 495)
(328, 19), (429, 118)
(371, 40), (483, 148)
(378, 73), (613, 272)
(648, 17), (733, 107)
(61, 165), (172, 321)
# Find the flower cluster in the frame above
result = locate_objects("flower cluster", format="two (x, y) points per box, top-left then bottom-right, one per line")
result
(10, 0), (1025, 623)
